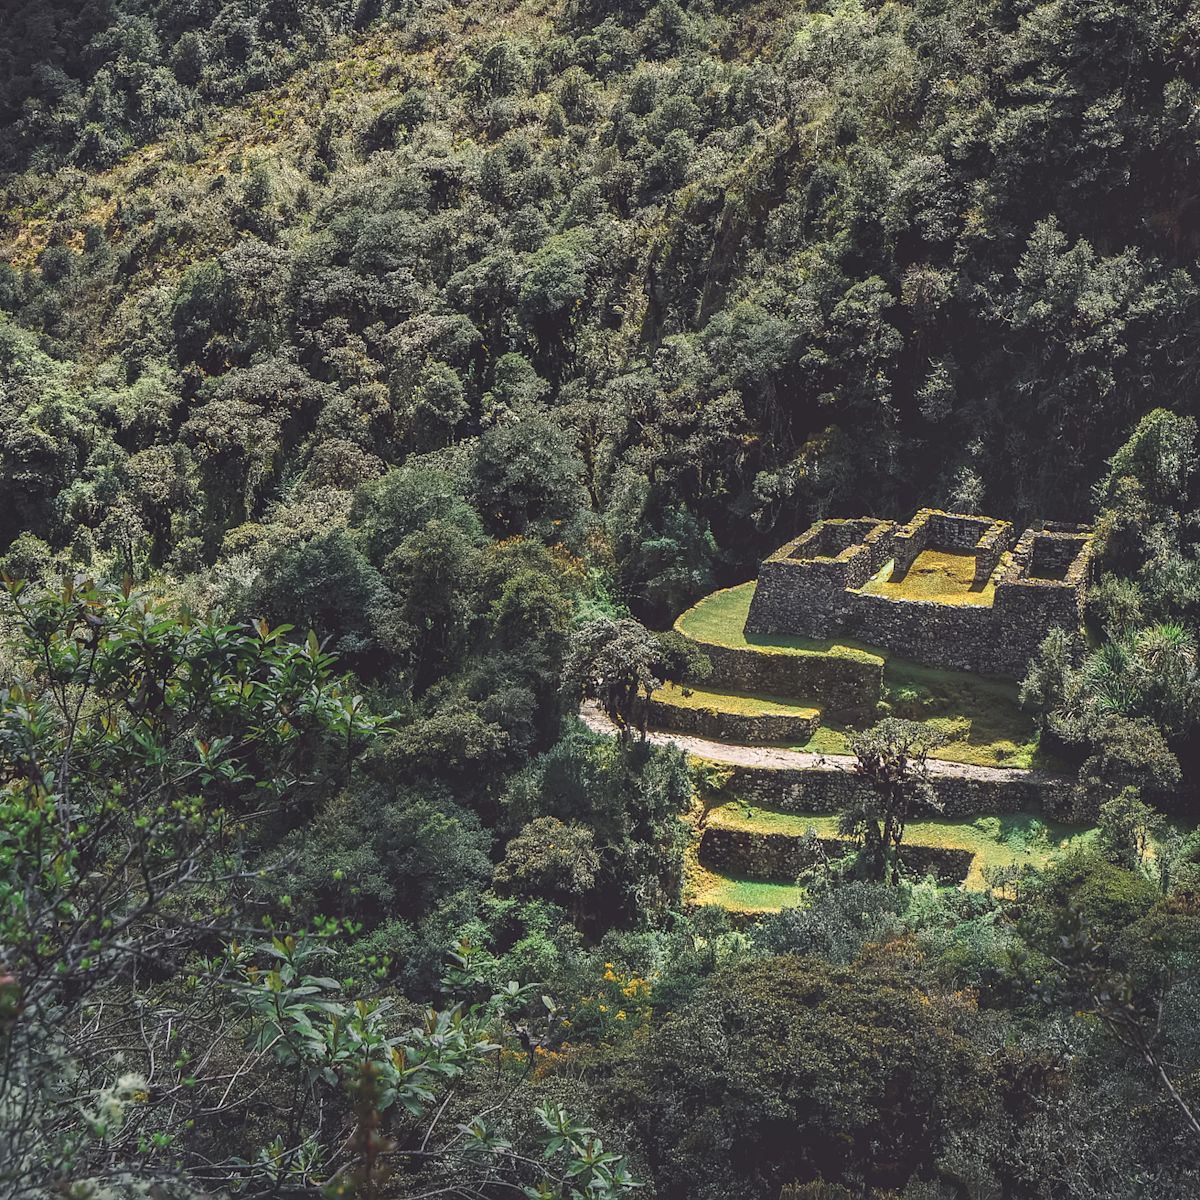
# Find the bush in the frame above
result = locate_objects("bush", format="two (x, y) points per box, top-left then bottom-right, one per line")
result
(607, 954), (991, 1199)
(1025, 849), (1160, 950)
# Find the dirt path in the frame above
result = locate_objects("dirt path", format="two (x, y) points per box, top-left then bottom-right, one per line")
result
(578, 703), (1067, 785)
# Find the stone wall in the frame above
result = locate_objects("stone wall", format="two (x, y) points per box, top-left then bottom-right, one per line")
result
(745, 556), (850, 638)
(687, 641), (883, 724)
(837, 592), (1002, 674)
(885, 509), (1015, 581)
(713, 761), (1074, 819)
(994, 585), (1083, 676)
(698, 825), (976, 886)
(1029, 537), (1080, 579)
(973, 519), (1016, 587)
(647, 695), (820, 744)
(745, 518), (893, 638)
(993, 527), (1092, 675)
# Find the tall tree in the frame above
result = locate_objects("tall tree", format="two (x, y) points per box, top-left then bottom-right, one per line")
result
(845, 718), (946, 884)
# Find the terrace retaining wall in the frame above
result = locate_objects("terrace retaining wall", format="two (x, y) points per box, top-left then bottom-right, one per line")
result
(698, 825), (976, 886)
(647, 696), (820, 744)
(837, 593), (1002, 674)
(714, 761), (1074, 820)
(684, 641), (883, 725)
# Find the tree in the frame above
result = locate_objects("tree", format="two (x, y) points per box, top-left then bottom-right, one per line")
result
(561, 616), (674, 738)
(1074, 715), (1181, 821)
(171, 259), (237, 368)
(1096, 408), (1198, 518)
(180, 933), (639, 1197)
(494, 816), (601, 917)
(1053, 903), (1200, 1141)
(350, 464), (485, 569)
(845, 719), (947, 883)
(244, 527), (397, 680)
(1091, 409), (1200, 613)
(482, 351), (549, 425)
(1020, 627), (1078, 732)
(518, 233), (591, 371)
(384, 517), (484, 690)
(1097, 787), (1164, 873)
(0, 577), (386, 1192)
(501, 724), (691, 924)
(404, 359), (468, 451)
(282, 780), (493, 929)
(617, 503), (717, 622)
(470, 416), (584, 538)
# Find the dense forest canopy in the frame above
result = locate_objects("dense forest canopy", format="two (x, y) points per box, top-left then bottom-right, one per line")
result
(7, 0), (1200, 580)
(2, 1), (1200, 1198)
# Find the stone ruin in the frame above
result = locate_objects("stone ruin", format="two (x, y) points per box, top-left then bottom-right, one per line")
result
(745, 509), (1093, 678)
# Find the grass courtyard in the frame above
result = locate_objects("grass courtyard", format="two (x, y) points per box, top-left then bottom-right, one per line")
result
(688, 870), (808, 913)
(860, 549), (996, 605)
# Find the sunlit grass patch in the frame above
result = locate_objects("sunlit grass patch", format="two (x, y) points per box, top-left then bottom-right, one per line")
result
(879, 660), (1043, 768)
(675, 583), (881, 664)
(689, 865), (807, 913)
(797, 724), (854, 756)
(860, 550), (995, 605)
(793, 703), (1040, 770)
(707, 806), (840, 837)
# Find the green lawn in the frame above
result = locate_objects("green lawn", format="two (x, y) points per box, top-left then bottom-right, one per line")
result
(653, 681), (820, 719)
(797, 724), (856, 756)
(689, 869), (807, 913)
(876, 658), (1051, 769)
(676, 581), (1047, 770)
(793, 709), (1043, 770)
(705, 803), (1096, 891)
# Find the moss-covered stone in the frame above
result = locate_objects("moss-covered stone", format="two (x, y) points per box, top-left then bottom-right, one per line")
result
(698, 825), (975, 887)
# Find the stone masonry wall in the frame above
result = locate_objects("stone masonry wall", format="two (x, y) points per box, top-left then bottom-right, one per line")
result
(689, 642), (883, 724)
(714, 761), (1074, 820)
(698, 826), (976, 886)
(745, 556), (849, 638)
(994, 585), (1084, 676)
(887, 510), (1014, 581)
(745, 518), (894, 638)
(837, 592), (1003, 674)
(646, 696), (820, 744)
(973, 520), (1017, 587)
(994, 528), (1092, 676)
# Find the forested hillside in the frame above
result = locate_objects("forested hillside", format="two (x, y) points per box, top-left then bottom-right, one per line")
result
(2, 1), (1200, 1198)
